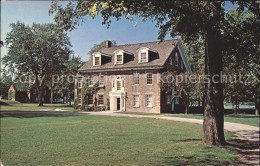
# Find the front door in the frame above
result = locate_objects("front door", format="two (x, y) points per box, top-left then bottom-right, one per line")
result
(117, 98), (120, 110)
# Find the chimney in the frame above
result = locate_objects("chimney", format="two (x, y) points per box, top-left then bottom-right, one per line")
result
(105, 40), (112, 48)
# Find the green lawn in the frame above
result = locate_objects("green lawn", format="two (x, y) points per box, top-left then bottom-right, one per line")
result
(1, 115), (238, 166)
(0, 99), (74, 111)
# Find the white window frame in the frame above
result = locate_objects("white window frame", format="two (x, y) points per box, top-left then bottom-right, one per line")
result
(146, 73), (153, 85)
(99, 75), (104, 86)
(133, 73), (140, 85)
(116, 80), (121, 90)
(175, 53), (178, 67)
(137, 47), (149, 63)
(146, 94), (153, 107)
(133, 94), (140, 107)
(78, 77), (82, 88)
(115, 54), (123, 64)
(88, 75), (94, 86)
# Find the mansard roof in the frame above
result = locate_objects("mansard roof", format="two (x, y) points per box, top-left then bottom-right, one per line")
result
(79, 39), (179, 72)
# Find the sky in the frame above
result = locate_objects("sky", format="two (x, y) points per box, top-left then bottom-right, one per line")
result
(1, 1), (173, 62)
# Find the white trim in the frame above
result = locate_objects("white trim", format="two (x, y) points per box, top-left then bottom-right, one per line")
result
(177, 40), (191, 72)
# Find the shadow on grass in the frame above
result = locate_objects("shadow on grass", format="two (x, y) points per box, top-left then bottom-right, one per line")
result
(0, 111), (80, 118)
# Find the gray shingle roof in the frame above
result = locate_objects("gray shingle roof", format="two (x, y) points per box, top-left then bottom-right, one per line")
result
(79, 39), (178, 72)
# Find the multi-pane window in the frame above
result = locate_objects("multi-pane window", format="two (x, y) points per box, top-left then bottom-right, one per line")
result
(133, 95), (140, 107)
(117, 80), (121, 90)
(99, 75), (104, 86)
(146, 95), (153, 107)
(98, 95), (104, 105)
(88, 95), (93, 105)
(133, 73), (140, 85)
(175, 97), (179, 104)
(140, 52), (147, 62)
(95, 57), (100, 66)
(88, 75), (93, 86)
(175, 53), (178, 67)
(146, 73), (152, 85)
(167, 95), (172, 104)
(78, 77), (82, 88)
(116, 54), (123, 64)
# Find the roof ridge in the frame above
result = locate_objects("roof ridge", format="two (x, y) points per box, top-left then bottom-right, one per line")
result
(106, 39), (179, 48)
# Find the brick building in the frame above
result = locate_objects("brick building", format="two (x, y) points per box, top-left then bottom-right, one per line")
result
(75, 39), (191, 113)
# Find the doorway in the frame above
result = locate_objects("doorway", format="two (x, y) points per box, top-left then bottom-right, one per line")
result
(117, 98), (120, 110)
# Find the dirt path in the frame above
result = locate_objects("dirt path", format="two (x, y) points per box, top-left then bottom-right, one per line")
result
(1, 110), (259, 165)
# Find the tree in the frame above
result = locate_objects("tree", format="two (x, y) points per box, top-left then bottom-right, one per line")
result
(50, 1), (259, 145)
(3, 22), (72, 106)
(88, 40), (116, 56)
(0, 72), (13, 98)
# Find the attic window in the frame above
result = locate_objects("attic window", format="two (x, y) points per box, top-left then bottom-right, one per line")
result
(175, 53), (178, 67)
(140, 53), (147, 62)
(116, 54), (123, 64)
(95, 57), (100, 66)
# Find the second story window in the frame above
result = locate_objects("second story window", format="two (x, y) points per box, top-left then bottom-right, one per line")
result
(88, 75), (93, 86)
(78, 77), (82, 88)
(117, 80), (121, 90)
(99, 75), (104, 86)
(116, 54), (123, 64)
(146, 73), (152, 85)
(140, 52), (147, 62)
(95, 57), (100, 66)
(175, 53), (178, 67)
(133, 73), (139, 85)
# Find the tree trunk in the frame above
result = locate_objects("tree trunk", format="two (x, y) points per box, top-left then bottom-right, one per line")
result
(38, 85), (44, 106)
(50, 86), (54, 104)
(202, 2), (225, 146)
(255, 92), (259, 115)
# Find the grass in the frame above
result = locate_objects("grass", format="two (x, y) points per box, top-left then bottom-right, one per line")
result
(119, 112), (259, 127)
(0, 99), (74, 111)
(1, 114), (238, 166)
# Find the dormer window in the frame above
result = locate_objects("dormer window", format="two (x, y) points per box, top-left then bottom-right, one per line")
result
(93, 52), (111, 66)
(140, 52), (147, 62)
(95, 57), (100, 66)
(116, 54), (123, 64)
(137, 47), (157, 63)
(175, 53), (178, 67)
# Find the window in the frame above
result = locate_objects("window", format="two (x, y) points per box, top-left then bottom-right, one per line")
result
(170, 57), (173, 65)
(116, 54), (123, 64)
(95, 57), (100, 66)
(175, 53), (178, 67)
(88, 95), (93, 105)
(88, 75), (93, 86)
(146, 73), (152, 85)
(146, 95), (152, 107)
(140, 52), (147, 62)
(99, 75), (104, 86)
(117, 80), (121, 90)
(98, 95), (104, 105)
(133, 95), (140, 107)
(175, 97), (179, 104)
(167, 95), (172, 104)
(78, 77), (82, 88)
(133, 73), (139, 85)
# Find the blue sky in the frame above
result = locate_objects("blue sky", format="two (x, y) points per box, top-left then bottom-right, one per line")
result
(1, 1), (172, 62)
(1, 1), (234, 63)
